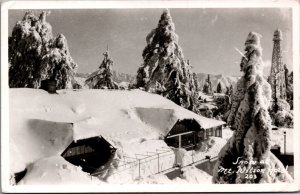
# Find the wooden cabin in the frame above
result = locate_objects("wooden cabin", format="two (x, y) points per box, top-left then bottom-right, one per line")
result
(61, 136), (116, 174)
(164, 119), (223, 150)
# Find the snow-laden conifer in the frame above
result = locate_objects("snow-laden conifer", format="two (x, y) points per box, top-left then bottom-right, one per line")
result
(202, 75), (213, 95)
(216, 82), (222, 93)
(85, 48), (119, 89)
(213, 32), (292, 183)
(9, 11), (77, 89)
(136, 9), (197, 111)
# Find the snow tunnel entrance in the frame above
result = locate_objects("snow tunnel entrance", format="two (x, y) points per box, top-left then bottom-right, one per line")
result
(61, 136), (116, 174)
(165, 119), (201, 150)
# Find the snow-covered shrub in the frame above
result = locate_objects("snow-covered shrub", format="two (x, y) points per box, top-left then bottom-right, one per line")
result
(270, 98), (293, 127)
(276, 99), (290, 112)
(213, 32), (292, 183)
(9, 11), (77, 89)
(214, 95), (230, 118)
(136, 9), (198, 112)
(205, 109), (213, 118)
(72, 82), (83, 89)
(275, 110), (293, 128)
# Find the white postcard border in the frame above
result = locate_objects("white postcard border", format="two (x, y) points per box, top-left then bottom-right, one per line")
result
(1, 0), (299, 192)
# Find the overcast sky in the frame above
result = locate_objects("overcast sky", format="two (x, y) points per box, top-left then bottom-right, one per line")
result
(9, 8), (292, 76)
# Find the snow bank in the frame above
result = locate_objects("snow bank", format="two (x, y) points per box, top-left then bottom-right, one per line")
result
(19, 156), (102, 185)
(222, 127), (234, 141)
(180, 137), (227, 166)
(97, 140), (176, 184)
(179, 166), (213, 183)
(10, 118), (73, 173)
(135, 166), (212, 184)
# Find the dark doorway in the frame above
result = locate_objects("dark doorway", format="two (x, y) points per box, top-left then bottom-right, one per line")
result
(61, 136), (116, 174)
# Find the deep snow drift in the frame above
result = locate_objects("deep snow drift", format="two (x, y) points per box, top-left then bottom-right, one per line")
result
(9, 88), (225, 184)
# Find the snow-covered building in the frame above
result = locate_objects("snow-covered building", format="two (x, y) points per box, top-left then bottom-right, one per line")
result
(9, 88), (225, 182)
(135, 107), (224, 150)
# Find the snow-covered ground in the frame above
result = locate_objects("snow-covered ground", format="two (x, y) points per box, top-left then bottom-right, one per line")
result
(221, 127), (234, 141)
(179, 137), (228, 166)
(9, 88), (226, 185)
(137, 166), (213, 184)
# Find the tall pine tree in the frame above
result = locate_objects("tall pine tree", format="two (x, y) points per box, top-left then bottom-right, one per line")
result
(136, 9), (197, 111)
(202, 74), (213, 94)
(85, 48), (119, 89)
(192, 72), (200, 92)
(284, 64), (293, 109)
(216, 82), (222, 93)
(9, 11), (77, 89)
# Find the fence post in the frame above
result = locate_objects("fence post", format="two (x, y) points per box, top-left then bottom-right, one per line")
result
(221, 125), (223, 138)
(284, 131), (286, 155)
(175, 148), (178, 167)
(179, 135), (182, 148)
(157, 153), (160, 173)
(192, 149), (194, 164)
(138, 159), (141, 179)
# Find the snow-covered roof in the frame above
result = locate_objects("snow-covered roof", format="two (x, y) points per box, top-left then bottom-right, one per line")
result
(68, 89), (225, 139)
(9, 88), (224, 173)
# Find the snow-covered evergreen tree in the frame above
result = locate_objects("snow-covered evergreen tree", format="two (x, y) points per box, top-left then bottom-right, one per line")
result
(193, 72), (200, 92)
(216, 82), (222, 93)
(136, 9), (197, 111)
(202, 75), (213, 95)
(213, 32), (292, 183)
(85, 48), (119, 89)
(284, 65), (293, 109)
(9, 11), (77, 89)
(226, 84), (233, 96)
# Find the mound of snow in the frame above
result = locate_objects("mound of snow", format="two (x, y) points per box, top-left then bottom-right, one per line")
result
(10, 118), (73, 173)
(181, 137), (228, 166)
(19, 156), (102, 185)
(178, 166), (212, 184)
(135, 166), (212, 184)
